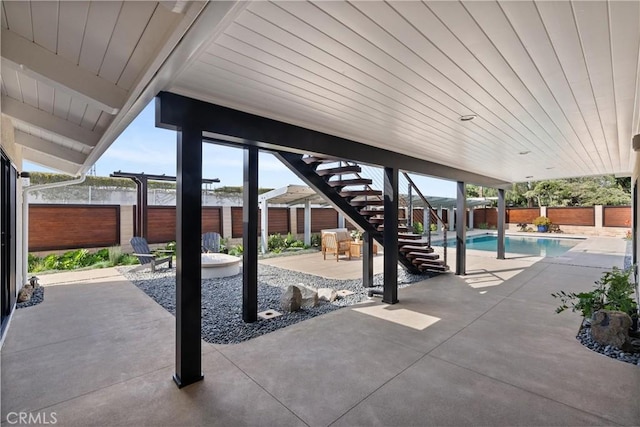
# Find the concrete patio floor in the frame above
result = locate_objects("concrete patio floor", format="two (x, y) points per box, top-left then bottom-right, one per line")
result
(2, 236), (639, 426)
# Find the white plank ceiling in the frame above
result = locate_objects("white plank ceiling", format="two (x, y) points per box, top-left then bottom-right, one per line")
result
(168, 0), (640, 184)
(1, 0), (638, 185)
(0, 0), (190, 174)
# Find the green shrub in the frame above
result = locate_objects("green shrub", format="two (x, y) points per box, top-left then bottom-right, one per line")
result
(28, 247), (140, 272)
(267, 233), (286, 253)
(430, 223), (437, 232)
(219, 237), (229, 254)
(310, 234), (321, 247)
(108, 246), (122, 266)
(285, 232), (297, 247)
(533, 216), (552, 227)
(413, 222), (424, 234)
(228, 245), (244, 256)
(552, 266), (638, 318)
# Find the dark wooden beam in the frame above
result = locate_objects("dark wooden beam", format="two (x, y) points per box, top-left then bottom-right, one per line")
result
(497, 189), (506, 260)
(243, 146), (259, 323)
(455, 181), (466, 276)
(363, 231), (374, 288)
(383, 167), (399, 304)
(173, 124), (203, 388)
(156, 92), (509, 188)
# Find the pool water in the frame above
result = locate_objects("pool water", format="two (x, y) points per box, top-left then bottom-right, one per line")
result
(438, 234), (581, 257)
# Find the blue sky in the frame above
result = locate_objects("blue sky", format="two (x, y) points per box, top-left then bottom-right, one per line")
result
(25, 101), (457, 197)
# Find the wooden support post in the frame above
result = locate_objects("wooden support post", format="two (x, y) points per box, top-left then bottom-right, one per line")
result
(243, 146), (258, 323)
(383, 167), (398, 304)
(173, 124), (203, 388)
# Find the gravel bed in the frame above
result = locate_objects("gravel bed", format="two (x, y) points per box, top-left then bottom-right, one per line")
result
(120, 264), (430, 344)
(16, 287), (45, 309)
(576, 325), (640, 366)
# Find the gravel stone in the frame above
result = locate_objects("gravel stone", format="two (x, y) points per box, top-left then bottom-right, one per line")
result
(16, 287), (44, 309)
(577, 326), (640, 367)
(120, 264), (429, 344)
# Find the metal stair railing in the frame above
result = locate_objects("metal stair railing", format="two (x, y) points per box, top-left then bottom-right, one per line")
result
(402, 172), (448, 268)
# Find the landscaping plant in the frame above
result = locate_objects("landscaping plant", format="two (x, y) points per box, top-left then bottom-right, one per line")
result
(413, 222), (424, 234)
(552, 266), (638, 319)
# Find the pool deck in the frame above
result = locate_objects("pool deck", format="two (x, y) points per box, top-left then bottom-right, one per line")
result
(2, 235), (638, 426)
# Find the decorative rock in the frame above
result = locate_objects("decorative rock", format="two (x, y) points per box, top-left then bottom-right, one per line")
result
(297, 283), (318, 308)
(318, 288), (338, 302)
(591, 310), (632, 348)
(29, 276), (40, 288)
(17, 287), (32, 303)
(280, 285), (302, 313)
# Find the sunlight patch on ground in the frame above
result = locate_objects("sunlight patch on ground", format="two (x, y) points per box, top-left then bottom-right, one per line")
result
(462, 268), (526, 289)
(353, 305), (440, 330)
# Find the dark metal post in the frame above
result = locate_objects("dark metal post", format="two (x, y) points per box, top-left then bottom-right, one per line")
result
(363, 231), (374, 288)
(243, 146), (259, 323)
(134, 176), (148, 238)
(407, 183), (413, 229)
(173, 124), (203, 388)
(497, 189), (506, 260)
(383, 167), (398, 304)
(455, 181), (466, 275)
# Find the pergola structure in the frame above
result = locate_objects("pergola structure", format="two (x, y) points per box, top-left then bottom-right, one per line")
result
(258, 184), (327, 252)
(109, 171), (219, 239)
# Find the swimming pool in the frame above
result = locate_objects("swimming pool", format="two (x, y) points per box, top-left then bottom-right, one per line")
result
(436, 234), (582, 257)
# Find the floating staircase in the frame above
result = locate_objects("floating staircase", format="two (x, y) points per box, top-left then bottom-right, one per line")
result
(274, 152), (449, 274)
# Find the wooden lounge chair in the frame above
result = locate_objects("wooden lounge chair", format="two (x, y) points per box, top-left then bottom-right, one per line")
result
(201, 232), (221, 253)
(130, 236), (173, 272)
(321, 229), (351, 261)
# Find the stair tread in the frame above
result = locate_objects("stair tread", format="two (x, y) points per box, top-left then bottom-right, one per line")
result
(359, 209), (384, 216)
(328, 178), (373, 187)
(302, 156), (341, 165)
(421, 265), (449, 272)
(340, 190), (383, 197)
(407, 252), (439, 260)
(316, 165), (361, 176)
(399, 244), (434, 251)
(350, 199), (384, 206)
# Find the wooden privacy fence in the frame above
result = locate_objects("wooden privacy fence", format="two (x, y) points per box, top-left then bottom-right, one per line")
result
(603, 206), (632, 227)
(30, 204), (632, 251)
(474, 206), (630, 229)
(29, 204), (120, 251)
(547, 207), (594, 226)
(145, 206), (222, 244)
(231, 207), (290, 238)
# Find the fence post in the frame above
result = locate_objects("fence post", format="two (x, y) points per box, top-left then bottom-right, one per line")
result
(595, 205), (603, 232)
(120, 205), (134, 251)
(468, 208), (474, 230)
(289, 207), (297, 238)
(221, 206), (232, 239)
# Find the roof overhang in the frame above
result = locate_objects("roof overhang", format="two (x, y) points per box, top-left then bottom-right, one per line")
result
(3, 1), (639, 185)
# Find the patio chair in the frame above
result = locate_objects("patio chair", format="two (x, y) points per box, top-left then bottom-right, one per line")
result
(321, 230), (351, 261)
(202, 232), (221, 253)
(130, 236), (173, 272)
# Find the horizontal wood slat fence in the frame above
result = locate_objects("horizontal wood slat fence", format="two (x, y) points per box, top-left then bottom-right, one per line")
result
(29, 204), (120, 251)
(603, 206), (632, 228)
(30, 204), (631, 252)
(145, 206), (222, 244)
